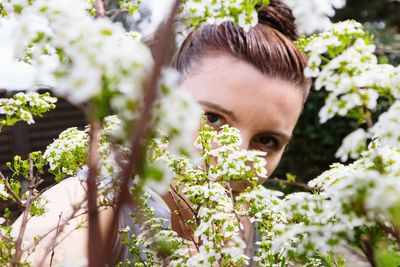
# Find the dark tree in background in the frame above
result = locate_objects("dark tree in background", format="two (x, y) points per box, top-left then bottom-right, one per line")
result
(274, 0), (400, 183)
(334, 0), (400, 31)
(335, 0), (400, 65)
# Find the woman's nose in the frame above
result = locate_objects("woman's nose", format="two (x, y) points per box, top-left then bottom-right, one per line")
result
(239, 131), (252, 151)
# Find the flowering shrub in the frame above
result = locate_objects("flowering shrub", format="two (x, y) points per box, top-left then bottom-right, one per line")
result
(299, 20), (400, 159)
(295, 19), (400, 267)
(180, 0), (270, 32)
(0, 0), (399, 267)
(0, 92), (56, 130)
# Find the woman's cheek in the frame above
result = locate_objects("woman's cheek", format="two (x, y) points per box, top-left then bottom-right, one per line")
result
(265, 152), (283, 178)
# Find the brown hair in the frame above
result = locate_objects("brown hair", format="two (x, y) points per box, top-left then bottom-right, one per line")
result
(172, 0), (311, 101)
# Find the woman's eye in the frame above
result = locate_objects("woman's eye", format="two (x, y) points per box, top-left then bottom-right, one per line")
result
(257, 136), (277, 148)
(205, 112), (224, 128)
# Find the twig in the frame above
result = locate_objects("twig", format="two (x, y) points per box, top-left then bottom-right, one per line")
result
(106, 8), (128, 21)
(168, 191), (199, 251)
(378, 221), (400, 248)
(169, 185), (199, 224)
(103, 0), (110, 12)
(376, 45), (400, 56)
(49, 212), (63, 267)
(0, 171), (25, 209)
(94, 0), (106, 17)
(361, 235), (377, 267)
(87, 120), (103, 267)
(226, 181), (257, 267)
(364, 108), (373, 129)
(103, 0), (182, 264)
(265, 177), (319, 193)
(11, 158), (35, 266)
(35, 198), (88, 267)
(226, 183), (245, 241)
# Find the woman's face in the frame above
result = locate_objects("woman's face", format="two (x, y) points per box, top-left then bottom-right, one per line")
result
(179, 53), (304, 193)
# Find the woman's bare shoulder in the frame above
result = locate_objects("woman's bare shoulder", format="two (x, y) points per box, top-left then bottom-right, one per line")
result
(13, 177), (88, 230)
(11, 177), (114, 266)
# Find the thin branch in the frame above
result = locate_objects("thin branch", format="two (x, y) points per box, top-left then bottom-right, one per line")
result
(364, 108), (373, 129)
(35, 203), (109, 267)
(11, 158), (35, 266)
(378, 221), (400, 248)
(361, 235), (377, 267)
(265, 177), (319, 193)
(87, 120), (103, 267)
(168, 191), (199, 251)
(376, 45), (400, 56)
(103, 0), (110, 12)
(49, 212), (63, 267)
(226, 181), (257, 267)
(169, 185), (199, 223)
(0, 232), (12, 243)
(226, 183), (245, 240)
(94, 0), (106, 17)
(103, 0), (182, 263)
(0, 171), (25, 209)
(106, 8), (129, 21)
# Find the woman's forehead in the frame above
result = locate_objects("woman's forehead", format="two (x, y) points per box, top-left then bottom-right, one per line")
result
(179, 54), (304, 135)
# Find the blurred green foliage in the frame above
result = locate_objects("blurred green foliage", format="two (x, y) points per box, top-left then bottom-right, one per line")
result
(274, 0), (400, 183)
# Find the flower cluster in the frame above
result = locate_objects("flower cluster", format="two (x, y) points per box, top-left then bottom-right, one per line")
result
(302, 21), (375, 122)
(118, 0), (141, 15)
(43, 127), (89, 182)
(180, 0), (270, 32)
(123, 123), (270, 266)
(5, 0), (153, 105)
(334, 128), (368, 162)
(290, 142), (400, 254)
(0, 92), (56, 130)
(0, 16), (38, 90)
(119, 190), (191, 267)
(183, 181), (249, 266)
(43, 116), (127, 200)
(370, 101), (400, 148)
(2, 0), (155, 143)
(236, 186), (287, 265)
(236, 140), (400, 265)
(0, 179), (9, 201)
(283, 0), (346, 34)
(1, 0), (205, 158)
(195, 125), (267, 182)
(284, 17), (400, 266)
(152, 68), (203, 157)
(302, 20), (400, 162)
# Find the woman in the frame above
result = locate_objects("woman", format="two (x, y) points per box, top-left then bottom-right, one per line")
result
(13, 0), (314, 265)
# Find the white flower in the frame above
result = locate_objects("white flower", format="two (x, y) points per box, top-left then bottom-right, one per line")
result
(0, 17), (36, 90)
(155, 69), (203, 157)
(283, 0), (346, 34)
(4, 0), (154, 113)
(305, 25), (391, 124)
(180, 0), (265, 32)
(370, 101), (400, 148)
(0, 182), (10, 200)
(145, 161), (174, 194)
(335, 128), (368, 162)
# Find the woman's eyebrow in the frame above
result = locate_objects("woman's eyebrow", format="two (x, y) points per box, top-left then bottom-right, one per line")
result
(261, 130), (292, 144)
(198, 100), (238, 122)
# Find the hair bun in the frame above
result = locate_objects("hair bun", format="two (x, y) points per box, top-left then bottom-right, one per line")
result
(257, 0), (298, 41)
